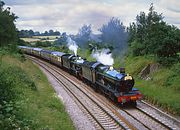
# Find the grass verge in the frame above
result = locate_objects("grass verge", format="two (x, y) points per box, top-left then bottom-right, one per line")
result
(0, 51), (75, 130)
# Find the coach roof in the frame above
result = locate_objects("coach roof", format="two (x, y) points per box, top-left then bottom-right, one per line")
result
(33, 48), (43, 51)
(51, 51), (66, 56)
(41, 49), (53, 54)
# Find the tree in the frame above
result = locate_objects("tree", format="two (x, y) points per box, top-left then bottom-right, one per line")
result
(0, 0), (18, 47)
(44, 31), (48, 36)
(28, 29), (34, 37)
(18, 30), (36, 37)
(78, 24), (92, 38)
(128, 4), (164, 55)
(54, 32), (67, 46)
(155, 24), (180, 64)
(49, 29), (54, 35)
(34, 31), (40, 36)
(128, 3), (180, 65)
(75, 24), (92, 47)
(54, 31), (60, 35)
(99, 17), (128, 54)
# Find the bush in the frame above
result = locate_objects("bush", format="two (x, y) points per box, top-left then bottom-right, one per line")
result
(35, 41), (51, 47)
(157, 56), (179, 66)
(0, 63), (37, 129)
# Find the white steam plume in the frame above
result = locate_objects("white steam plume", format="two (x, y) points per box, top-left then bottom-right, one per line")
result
(67, 37), (78, 56)
(92, 48), (114, 66)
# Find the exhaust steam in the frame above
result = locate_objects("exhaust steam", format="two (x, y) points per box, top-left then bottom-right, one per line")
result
(67, 37), (78, 56)
(91, 48), (114, 66)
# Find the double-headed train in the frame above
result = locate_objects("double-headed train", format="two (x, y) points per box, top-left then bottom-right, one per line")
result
(19, 46), (143, 105)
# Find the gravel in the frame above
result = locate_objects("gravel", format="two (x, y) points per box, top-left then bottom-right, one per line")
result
(39, 66), (96, 130)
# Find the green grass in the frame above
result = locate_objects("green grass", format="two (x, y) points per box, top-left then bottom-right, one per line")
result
(20, 35), (60, 44)
(20, 38), (41, 42)
(0, 52), (75, 129)
(125, 55), (180, 115)
(78, 49), (96, 61)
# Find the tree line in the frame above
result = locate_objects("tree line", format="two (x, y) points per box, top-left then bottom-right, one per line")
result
(18, 29), (61, 38)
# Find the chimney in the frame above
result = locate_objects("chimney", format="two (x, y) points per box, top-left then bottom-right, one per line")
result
(120, 67), (125, 73)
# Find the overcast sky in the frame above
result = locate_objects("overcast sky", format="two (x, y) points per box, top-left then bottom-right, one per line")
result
(4, 0), (180, 34)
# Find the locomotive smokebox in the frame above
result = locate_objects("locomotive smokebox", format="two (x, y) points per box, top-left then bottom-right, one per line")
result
(120, 67), (125, 73)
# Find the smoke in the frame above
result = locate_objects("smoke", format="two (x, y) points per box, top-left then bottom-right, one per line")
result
(91, 48), (114, 66)
(67, 37), (78, 56)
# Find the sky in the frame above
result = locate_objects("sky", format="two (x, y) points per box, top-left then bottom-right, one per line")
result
(4, 0), (180, 34)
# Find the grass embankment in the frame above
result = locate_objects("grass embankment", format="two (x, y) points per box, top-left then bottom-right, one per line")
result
(0, 50), (75, 129)
(123, 56), (180, 115)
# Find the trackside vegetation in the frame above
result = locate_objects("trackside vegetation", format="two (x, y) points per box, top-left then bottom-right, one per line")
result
(124, 56), (180, 115)
(0, 49), (75, 129)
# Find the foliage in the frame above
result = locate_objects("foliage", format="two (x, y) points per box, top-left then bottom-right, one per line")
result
(46, 45), (69, 53)
(0, 62), (36, 129)
(17, 38), (29, 46)
(128, 4), (180, 65)
(74, 24), (92, 48)
(34, 41), (51, 47)
(0, 0), (18, 47)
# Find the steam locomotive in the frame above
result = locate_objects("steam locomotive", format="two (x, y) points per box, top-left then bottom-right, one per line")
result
(19, 46), (143, 105)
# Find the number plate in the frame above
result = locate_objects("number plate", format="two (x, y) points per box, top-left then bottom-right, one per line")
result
(131, 96), (136, 100)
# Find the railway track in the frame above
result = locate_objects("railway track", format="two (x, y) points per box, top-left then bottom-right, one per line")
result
(122, 107), (171, 130)
(27, 55), (179, 130)
(136, 101), (180, 129)
(27, 56), (133, 130)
